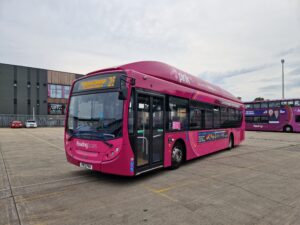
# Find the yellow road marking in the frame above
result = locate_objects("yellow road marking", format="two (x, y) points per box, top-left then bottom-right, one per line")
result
(144, 186), (178, 202)
(152, 181), (195, 193)
(156, 192), (178, 202)
(143, 180), (196, 202)
(16, 189), (69, 203)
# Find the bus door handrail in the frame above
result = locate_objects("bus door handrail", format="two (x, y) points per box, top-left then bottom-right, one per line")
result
(137, 136), (148, 154)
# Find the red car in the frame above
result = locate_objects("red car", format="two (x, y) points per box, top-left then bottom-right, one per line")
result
(10, 120), (23, 128)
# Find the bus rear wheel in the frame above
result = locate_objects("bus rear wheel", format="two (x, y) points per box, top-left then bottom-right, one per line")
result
(283, 125), (293, 132)
(171, 143), (184, 169)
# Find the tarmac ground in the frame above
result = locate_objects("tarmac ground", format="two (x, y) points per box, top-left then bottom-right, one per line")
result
(1, 128), (300, 225)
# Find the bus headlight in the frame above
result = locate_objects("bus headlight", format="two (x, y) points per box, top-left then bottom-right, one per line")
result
(104, 147), (120, 161)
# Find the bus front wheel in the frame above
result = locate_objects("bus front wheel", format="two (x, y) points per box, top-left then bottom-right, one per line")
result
(171, 143), (184, 169)
(283, 125), (293, 132)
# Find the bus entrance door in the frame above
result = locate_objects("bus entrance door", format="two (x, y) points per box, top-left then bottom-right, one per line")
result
(136, 93), (164, 174)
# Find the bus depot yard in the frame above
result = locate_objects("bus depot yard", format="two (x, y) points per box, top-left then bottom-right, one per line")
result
(0, 128), (300, 225)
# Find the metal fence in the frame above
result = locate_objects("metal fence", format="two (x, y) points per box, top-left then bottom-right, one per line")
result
(0, 114), (65, 127)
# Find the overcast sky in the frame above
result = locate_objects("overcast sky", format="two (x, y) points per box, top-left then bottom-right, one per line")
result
(0, 0), (299, 101)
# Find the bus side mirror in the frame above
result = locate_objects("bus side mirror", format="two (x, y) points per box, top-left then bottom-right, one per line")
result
(118, 87), (128, 100)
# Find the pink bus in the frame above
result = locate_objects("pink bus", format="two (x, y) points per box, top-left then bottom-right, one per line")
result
(64, 61), (245, 176)
(245, 99), (300, 132)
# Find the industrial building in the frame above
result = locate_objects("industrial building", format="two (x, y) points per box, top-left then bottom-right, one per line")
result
(0, 62), (83, 127)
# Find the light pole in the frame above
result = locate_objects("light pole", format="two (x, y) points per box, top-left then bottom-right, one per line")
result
(281, 59), (285, 99)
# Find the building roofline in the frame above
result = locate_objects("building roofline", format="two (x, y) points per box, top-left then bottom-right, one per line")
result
(0, 62), (84, 75)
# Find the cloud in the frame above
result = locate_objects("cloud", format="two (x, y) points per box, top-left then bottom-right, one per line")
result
(256, 74), (300, 98)
(286, 76), (300, 89)
(198, 63), (276, 82)
(278, 46), (300, 57)
(258, 84), (281, 93)
(288, 67), (300, 76)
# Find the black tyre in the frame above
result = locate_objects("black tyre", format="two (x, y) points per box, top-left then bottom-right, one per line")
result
(283, 125), (293, 132)
(171, 143), (184, 169)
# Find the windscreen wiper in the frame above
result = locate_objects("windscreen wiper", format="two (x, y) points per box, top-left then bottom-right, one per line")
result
(67, 132), (78, 141)
(100, 139), (113, 148)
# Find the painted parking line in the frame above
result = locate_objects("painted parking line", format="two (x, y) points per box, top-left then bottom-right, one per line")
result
(11, 175), (89, 190)
(18, 130), (64, 152)
(143, 180), (197, 202)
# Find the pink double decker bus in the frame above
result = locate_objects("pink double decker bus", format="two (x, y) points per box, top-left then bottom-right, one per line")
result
(245, 99), (300, 132)
(64, 61), (245, 176)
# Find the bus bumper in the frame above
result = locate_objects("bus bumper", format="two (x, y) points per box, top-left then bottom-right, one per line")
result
(65, 147), (135, 176)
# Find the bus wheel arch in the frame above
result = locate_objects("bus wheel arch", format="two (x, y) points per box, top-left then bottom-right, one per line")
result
(283, 125), (293, 132)
(228, 133), (234, 150)
(171, 139), (186, 169)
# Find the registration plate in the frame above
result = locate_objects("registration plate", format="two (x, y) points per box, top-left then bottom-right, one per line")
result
(80, 162), (93, 170)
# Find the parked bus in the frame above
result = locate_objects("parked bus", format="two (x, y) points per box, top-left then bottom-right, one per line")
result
(245, 99), (300, 132)
(65, 61), (245, 176)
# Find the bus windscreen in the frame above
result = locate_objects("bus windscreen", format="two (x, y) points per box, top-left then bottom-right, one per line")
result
(67, 92), (123, 140)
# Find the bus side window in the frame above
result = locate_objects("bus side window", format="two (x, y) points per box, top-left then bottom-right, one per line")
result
(220, 107), (229, 128)
(295, 100), (300, 106)
(274, 101), (281, 107)
(246, 116), (253, 123)
(168, 97), (188, 131)
(253, 117), (260, 123)
(268, 102), (275, 108)
(228, 108), (235, 126)
(281, 101), (287, 106)
(253, 103), (261, 109)
(234, 109), (243, 126)
(287, 101), (294, 106)
(295, 115), (300, 123)
(190, 106), (202, 129)
(260, 116), (269, 123)
(205, 110), (213, 129)
(213, 106), (220, 128)
(261, 102), (268, 108)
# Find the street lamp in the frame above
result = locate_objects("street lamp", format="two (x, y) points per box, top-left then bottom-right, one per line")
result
(281, 59), (285, 99)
